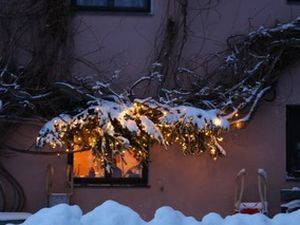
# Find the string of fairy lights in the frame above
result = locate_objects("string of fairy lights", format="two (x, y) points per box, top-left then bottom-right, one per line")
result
(37, 14), (300, 167)
(37, 99), (229, 167)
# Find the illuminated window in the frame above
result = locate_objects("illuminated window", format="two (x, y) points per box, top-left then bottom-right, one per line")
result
(71, 0), (151, 13)
(69, 149), (148, 186)
(286, 105), (300, 179)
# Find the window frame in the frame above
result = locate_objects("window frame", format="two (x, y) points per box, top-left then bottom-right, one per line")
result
(286, 105), (300, 179)
(67, 153), (149, 187)
(71, 0), (151, 13)
(287, 0), (300, 4)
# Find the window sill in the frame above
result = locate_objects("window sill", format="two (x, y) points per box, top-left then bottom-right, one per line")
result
(74, 183), (150, 188)
(285, 175), (300, 181)
(73, 176), (149, 188)
(280, 188), (300, 204)
(72, 9), (153, 17)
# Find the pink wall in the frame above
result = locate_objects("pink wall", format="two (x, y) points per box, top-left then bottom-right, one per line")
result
(3, 0), (300, 221)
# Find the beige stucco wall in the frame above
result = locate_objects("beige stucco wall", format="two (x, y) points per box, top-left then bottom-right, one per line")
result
(3, 0), (300, 221)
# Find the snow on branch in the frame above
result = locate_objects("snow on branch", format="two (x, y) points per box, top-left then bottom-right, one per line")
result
(37, 99), (229, 166)
(3, 15), (300, 164)
(147, 17), (300, 128)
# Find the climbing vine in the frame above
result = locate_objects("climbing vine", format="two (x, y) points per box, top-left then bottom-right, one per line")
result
(1, 0), (300, 168)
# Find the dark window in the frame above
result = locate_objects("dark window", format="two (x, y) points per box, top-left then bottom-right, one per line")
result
(71, 0), (151, 13)
(286, 105), (300, 178)
(287, 0), (300, 3)
(68, 149), (148, 187)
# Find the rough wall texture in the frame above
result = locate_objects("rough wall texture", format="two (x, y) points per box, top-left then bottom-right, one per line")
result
(3, 0), (300, 220)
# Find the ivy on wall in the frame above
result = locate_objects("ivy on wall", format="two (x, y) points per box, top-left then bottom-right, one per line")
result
(1, 0), (300, 168)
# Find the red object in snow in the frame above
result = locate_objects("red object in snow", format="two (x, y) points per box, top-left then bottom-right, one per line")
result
(239, 208), (261, 214)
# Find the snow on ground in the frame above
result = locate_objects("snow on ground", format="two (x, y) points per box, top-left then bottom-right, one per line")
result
(0, 212), (32, 221)
(81, 201), (146, 225)
(8, 200), (300, 225)
(7, 204), (82, 225)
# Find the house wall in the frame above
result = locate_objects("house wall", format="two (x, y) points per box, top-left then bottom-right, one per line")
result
(3, 0), (300, 221)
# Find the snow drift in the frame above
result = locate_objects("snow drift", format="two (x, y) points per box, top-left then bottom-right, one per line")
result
(8, 200), (300, 225)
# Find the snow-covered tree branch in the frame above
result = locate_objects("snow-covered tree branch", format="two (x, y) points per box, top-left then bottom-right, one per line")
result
(2, 0), (300, 166)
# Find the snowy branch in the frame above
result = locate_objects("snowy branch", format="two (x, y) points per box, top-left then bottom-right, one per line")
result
(2, 10), (300, 163)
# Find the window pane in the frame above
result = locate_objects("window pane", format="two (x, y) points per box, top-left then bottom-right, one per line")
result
(73, 151), (105, 178)
(286, 105), (300, 177)
(73, 0), (151, 12)
(73, 150), (143, 178)
(114, 150), (143, 178)
(76, 0), (108, 6)
(114, 0), (145, 7)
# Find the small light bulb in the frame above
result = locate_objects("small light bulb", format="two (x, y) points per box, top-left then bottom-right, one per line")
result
(217, 137), (224, 142)
(213, 117), (222, 127)
(235, 122), (243, 129)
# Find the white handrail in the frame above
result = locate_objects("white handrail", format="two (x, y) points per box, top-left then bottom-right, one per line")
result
(234, 168), (246, 211)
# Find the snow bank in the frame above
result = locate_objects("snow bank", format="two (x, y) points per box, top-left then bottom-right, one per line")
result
(0, 212), (32, 221)
(11, 200), (300, 225)
(148, 206), (200, 225)
(9, 204), (82, 225)
(81, 200), (146, 225)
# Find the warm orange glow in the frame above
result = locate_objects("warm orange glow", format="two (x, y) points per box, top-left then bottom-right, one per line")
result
(74, 151), (105, 178)
(217, 137), (224, 142)
(73, 150), (143, 178)
(234, 122), (244, 129)
(115, 150), (143, 177)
